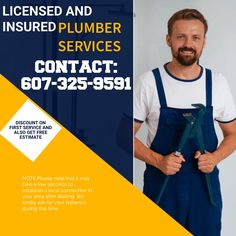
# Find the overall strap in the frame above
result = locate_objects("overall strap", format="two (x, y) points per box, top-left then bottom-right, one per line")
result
(205, 68), (212, 107)
(152, 68), (167, 107)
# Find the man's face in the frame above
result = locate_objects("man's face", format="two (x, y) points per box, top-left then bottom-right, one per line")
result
(166, 19), (206, 66)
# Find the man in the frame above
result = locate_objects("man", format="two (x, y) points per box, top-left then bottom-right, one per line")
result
(134, 8), (236, 236)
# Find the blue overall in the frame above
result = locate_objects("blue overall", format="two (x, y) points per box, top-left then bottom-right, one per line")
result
(143, 68), (222, 236)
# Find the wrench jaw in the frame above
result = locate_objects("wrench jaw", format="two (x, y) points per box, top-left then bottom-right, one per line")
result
(181, 103), (206, 138)
(190, 104), (206, 136)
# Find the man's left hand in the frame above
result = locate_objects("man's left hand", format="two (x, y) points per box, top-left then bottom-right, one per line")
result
(194, 151), (217, 173)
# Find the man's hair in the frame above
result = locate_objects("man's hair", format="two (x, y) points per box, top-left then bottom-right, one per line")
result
(168, 9), (208, 35)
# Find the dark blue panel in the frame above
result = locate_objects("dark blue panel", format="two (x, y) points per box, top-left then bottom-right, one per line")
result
(0, 0), (133, 182)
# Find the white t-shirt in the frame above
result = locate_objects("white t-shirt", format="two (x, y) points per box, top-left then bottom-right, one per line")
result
(134, 64), (236, 147)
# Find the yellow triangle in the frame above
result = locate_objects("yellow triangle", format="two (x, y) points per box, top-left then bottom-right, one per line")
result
(0, 75), (191, 236)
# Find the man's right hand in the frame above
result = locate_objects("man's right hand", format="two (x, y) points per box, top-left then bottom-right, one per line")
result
(157, 153), (185, 175)
(134, 122), (185, 175)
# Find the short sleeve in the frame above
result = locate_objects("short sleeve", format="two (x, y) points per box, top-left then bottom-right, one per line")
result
(134, 74), (149, 123)
(213, 74), (236, 123)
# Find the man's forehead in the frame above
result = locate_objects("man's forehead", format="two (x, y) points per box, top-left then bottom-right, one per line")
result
(172, 19), (205, 33)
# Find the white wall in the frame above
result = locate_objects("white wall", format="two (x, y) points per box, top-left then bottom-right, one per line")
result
(134, 1), (236, 235)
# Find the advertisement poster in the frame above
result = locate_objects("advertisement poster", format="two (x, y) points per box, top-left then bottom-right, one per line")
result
(1, 1), (235, 236)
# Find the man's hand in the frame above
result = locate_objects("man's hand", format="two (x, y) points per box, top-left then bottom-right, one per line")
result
(157, 153), (185, 175)
(195, 151), (217, 173)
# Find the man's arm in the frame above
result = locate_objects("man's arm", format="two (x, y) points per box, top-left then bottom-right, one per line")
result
(134, 122), (162, 167)
(134, 122), (185, 175)
(195, 120), (236, 173)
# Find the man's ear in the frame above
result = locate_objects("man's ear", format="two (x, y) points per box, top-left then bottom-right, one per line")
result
(166, 34), (171, 47)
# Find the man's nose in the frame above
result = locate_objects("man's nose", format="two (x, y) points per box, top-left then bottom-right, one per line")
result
(183, 37), (193, 47)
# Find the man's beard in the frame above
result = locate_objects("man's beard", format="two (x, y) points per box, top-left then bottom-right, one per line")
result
(172, 47), (201, 66)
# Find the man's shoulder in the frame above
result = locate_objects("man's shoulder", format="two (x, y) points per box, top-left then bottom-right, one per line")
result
(202, 67), (226, 83)
(138, 70), (155, 84)
(202, 68), (229, 93)
(139, 66), (165, 81)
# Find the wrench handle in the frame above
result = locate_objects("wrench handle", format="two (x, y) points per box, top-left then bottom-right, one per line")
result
(197, 128), (216, 206)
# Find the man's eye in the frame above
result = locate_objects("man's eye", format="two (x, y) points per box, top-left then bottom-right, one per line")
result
(177, 35), (184, 39)
(193, 36), (200, 40)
